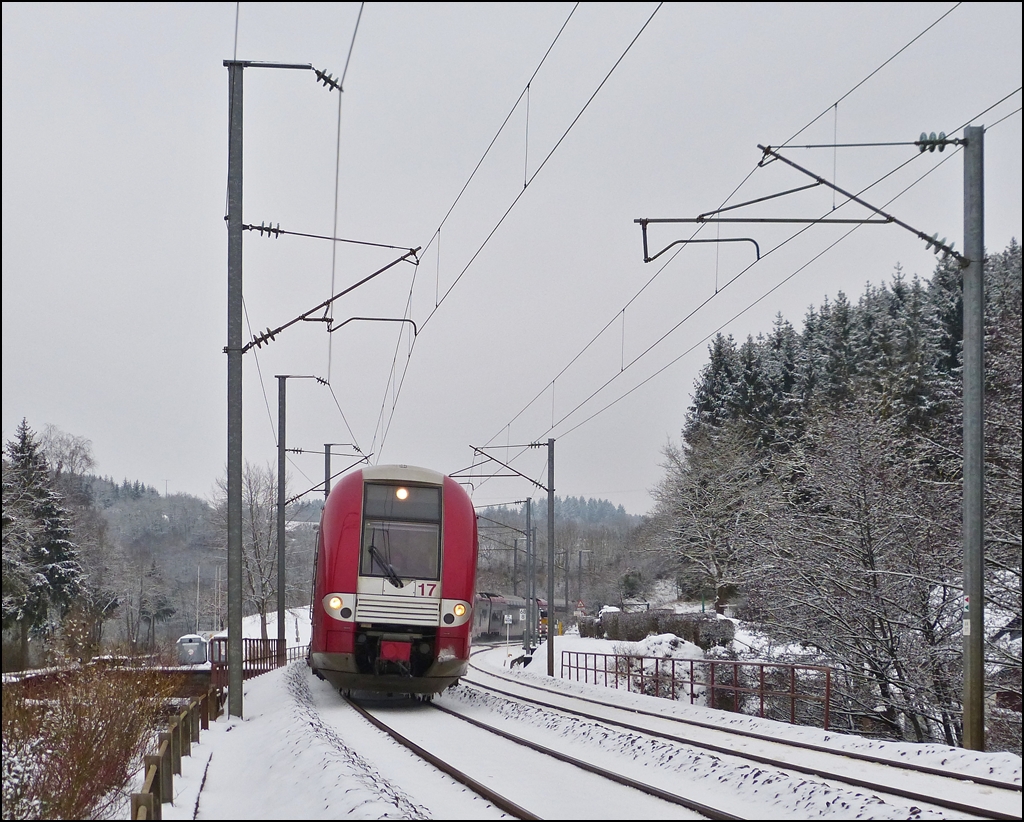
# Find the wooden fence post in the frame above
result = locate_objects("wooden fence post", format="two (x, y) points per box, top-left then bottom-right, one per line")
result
(130, 791), (154, 820)
(179, 709), (191, 758)
(157, 736), (173, 806)
(142, 757), (161, 808)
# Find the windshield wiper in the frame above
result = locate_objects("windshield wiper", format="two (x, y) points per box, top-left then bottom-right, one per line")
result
(369, 543), (404, 589)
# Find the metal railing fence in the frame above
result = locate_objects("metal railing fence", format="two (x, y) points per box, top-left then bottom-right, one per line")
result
(561, 650), (832, 729)
(209, 638), (309, 688)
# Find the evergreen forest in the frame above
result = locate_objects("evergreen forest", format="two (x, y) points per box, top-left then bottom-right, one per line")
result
(644, 241), (1021, 749)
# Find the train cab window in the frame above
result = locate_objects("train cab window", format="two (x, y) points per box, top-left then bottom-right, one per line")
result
(364, 483), (440, 521)
(361, 483), (441, 582)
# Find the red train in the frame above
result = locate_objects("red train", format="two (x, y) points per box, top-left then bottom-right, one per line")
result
(309, 464), (478, 696)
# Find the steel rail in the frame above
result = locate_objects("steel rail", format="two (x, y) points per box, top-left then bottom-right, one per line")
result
(344, 695), (539, 821)
(467, 654), (1020, 793)
(464, 663), (1020, 820)
(428, 701), (741, 820)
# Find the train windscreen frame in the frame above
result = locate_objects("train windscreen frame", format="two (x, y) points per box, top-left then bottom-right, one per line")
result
(360, 482), (441, 581)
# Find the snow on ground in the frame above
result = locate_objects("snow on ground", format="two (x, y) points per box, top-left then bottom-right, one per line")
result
(144, 609), (1021, 819)
(455, 648), (1023, 820)
(492, 634), (1022, 787)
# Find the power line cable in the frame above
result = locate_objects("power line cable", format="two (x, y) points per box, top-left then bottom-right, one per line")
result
(421, 3), (664, 333)
(366, 3), (583, 462)
(552, 147), (966, 440)
(242, 297), (278, 445)
(506, 87), (1020, 458)
(477, 1), (972, 466)
(551, 93), (1022, 441)
(953, 86), (1021, 132)
(422, 3), (580, 255)
(373, 3), (663, 460)
(781, 2), (961, 149)
(474, 87), (1020, 492)
(327, 3), (365, 382)
(223, 5), (318, 493)
(241, 298), (324, 491)
(222, 5), (361, 482)
(327, 382), (362, 454)
(368, 236), (422, 460)
(985, 105), (1022, 131)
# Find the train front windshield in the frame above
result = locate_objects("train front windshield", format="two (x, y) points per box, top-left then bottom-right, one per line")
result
(360, 483), (441, 581)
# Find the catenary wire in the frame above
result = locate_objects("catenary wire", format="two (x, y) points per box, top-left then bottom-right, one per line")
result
(952, 87), (1021, 132)
(327, 3), (364, 381)
(366, 3), (582, 462)
(421, 2), (664, 331)
(471, 2), (976, 483)
(422, 3), (580, 257)
(985, 105), (1022, 131)
(225, 7), (312, 490)
(372, 3), (662, 459)
(472, 45), (1012, 495)
(242, 297), (319, 490)
(542, 90), (1016, 443)
(499, 87), (1011, 456)
(370, 2), (587, 454)
(550, 148), (967, 441)
(780, 2), (961, 149)
(327, 383), (362, 455)
(532, 142), (961, 445)
(222, 5), (354, 491)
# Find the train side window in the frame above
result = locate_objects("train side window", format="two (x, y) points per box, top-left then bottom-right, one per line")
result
(309, 524), (322, 620)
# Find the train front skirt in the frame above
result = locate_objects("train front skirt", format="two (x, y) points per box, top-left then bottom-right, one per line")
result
(310, 650), (468, 695)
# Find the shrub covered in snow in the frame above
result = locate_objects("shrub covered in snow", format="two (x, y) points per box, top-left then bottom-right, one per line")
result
(1, 664), (183, 819)
(598, 609), (734, 649)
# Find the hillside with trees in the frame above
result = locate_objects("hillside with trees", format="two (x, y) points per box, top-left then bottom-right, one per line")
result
(2, 425), (316, 670)
(643, 241), (1021, 750)
(474, 495), (659, 610)
(2, 421), (85, 669)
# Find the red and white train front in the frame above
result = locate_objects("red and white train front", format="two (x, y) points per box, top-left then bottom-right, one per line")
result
(309, 465), (478, 695)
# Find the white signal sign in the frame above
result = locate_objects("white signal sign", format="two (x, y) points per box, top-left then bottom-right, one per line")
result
(504, 614), (513, 625)
(519, 609), (527, 621)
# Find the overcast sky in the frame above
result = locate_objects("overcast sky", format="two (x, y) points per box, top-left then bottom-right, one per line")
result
(3, 2), (1021, 514)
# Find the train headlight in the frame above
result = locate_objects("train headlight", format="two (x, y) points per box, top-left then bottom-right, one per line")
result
(323, 594), (354, 621)
(441, 599), (471, 626)
(395, 487), (409, 500)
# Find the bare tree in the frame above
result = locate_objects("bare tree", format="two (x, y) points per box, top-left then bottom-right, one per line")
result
(40, 424), (96, 486)
(213, 461), (280, 640)
(648, 424), (765, 614)
(747, 400), (964, 744)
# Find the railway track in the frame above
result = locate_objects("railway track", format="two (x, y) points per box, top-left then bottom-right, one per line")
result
(304, 648), (1020, 819)
(459, 650), (1021, 820)
(344, 695), (539, 820)
(346, 692), (738, 819)
(347, 676), (1020, 820)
